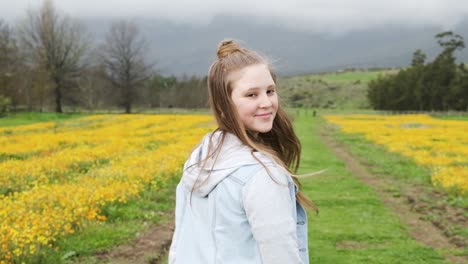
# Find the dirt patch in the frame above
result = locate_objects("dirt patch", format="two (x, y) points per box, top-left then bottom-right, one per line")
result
(320, 128), (467, 264)
(406, 188), (467, 248)
(95, 221), (174, 264)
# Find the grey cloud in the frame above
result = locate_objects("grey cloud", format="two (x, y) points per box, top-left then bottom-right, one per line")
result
(1, 0), (468, 33)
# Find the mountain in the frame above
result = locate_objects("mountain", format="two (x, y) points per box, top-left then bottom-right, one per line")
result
(83, 15), (468, 77)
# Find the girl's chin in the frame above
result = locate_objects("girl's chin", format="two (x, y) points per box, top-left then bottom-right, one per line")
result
(246, 126), (273, 136)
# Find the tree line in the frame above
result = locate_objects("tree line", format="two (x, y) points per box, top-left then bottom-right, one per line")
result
(0, 0), (208, 114)
(367, 31), (468, 111)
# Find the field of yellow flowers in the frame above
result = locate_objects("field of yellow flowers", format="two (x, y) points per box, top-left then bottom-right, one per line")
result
(325, 114), (468, 194)
(0, 114), (214, 263)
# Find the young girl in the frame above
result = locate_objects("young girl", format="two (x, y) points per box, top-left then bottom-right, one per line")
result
(168, 40), (315, 264)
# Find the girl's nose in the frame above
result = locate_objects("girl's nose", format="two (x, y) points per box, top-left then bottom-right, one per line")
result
(259, 94), (273, 108)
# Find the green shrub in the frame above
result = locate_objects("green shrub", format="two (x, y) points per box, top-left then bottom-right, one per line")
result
(0, 95), (11, 116)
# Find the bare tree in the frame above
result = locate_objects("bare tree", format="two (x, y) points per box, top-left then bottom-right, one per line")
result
(0, 20), (17, 71)
(100, 20), (151, 113)
(76, 64), (113, 111)
(18, 0), (87, 113)
(0, 19), (18, 95)
(0, 19), (19, 108)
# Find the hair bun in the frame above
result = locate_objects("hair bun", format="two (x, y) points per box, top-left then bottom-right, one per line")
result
(217, 39), (241, 59)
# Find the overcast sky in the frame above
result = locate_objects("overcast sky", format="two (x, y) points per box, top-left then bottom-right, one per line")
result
(1, 0), (468, 34)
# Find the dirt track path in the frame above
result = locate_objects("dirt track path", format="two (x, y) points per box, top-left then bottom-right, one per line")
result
(319, 127), (467, 264)
(94, 220), (174, 264)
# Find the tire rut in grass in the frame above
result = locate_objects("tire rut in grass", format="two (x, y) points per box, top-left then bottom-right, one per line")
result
(94, 221), (174, 264)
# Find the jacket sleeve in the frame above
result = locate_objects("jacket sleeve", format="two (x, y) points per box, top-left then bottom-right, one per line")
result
(242, 166), (303, 264)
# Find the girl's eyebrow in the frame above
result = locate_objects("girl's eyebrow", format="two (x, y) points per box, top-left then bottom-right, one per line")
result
(245, 85), (276, 91)
(245, 87), (260, 92)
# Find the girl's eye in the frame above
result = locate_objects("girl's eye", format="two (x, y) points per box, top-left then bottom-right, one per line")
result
(246, 93), (256, 97)
(267, 89), (276, 94)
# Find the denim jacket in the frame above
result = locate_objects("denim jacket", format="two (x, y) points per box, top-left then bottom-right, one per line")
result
(169, 131), (309, 264)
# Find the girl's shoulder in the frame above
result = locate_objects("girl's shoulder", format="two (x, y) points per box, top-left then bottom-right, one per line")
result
(228, 161), (290, 187)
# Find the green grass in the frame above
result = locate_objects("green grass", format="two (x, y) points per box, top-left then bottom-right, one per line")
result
(321, 113), (467, 245)
(328, 113), (467, 207)
(0, 112), (87, 127)
(295, 114), (451, 263)
(284, 69), (394, 84)
(432, 115), (468, 121)
(318, 70), (393, 83)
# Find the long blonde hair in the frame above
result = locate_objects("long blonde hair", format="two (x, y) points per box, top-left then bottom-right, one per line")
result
(206, 39), (317, 211)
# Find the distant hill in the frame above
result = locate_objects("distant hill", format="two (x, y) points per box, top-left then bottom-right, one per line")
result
(82, 15), (468, 77)
(278, 69), (395, 109)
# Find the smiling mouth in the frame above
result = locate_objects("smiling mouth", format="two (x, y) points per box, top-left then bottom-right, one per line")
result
(255, 113), (272, 117)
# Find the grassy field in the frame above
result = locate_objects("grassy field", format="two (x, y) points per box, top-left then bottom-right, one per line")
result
(433, 115), (468, 121)
(1, 111), (465, 263)
(283, 69), (395, 84)
(295, 114), (457, 263)
(0, 112), (86, 127)
(324, 114), (467, 255)
(315, 70), (396, 83)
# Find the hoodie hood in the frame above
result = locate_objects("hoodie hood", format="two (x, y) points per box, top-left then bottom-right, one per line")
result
(181, 131), (272, 197)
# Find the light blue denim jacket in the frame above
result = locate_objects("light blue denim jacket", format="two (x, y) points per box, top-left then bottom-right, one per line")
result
(169, 131), (309, 264)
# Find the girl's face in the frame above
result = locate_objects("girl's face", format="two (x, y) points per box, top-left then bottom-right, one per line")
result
(230, 64), (278, 134)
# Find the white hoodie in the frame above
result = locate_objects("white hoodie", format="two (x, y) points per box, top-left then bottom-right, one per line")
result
(169, 131), (308, 264)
